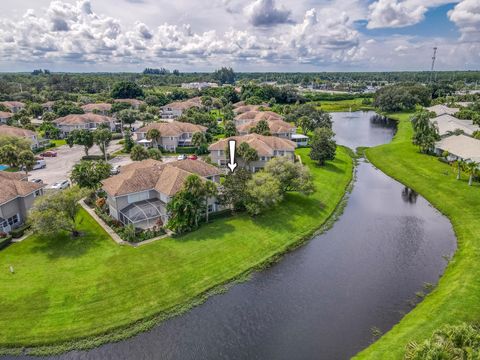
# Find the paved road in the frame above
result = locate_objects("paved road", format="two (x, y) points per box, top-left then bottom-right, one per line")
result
(28, 140), (123, 186)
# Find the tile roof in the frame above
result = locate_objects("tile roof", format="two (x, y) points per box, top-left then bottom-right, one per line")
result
(0, 125), (36, 138)
(0, 101), (25, 109)
(114, 99), (145, 106)
(53, 113), (114, 125)
(236, 119), (295, 135)
(0, 111), (13, 118)
(431, 114), (479, 137)
(208, 133), (296, 156)
(235, 110), (284, 122)
(435, 134), (480, 162)
(161, 97), (202, 111)
(136, 121), (206, 137)
(426, 104), (459, 116)
(0, 173), (44, 205)
(233, 105), (270, 114)
(81, 103), (112, 112)
(102, 159), (221, 197)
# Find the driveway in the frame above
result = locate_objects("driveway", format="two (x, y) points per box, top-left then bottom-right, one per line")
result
(28, 140), (123, 186)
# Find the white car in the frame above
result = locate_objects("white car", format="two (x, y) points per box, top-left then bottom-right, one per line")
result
(177, 154), (187, 160)
(49, 180), (70, 190)
(110, 165), (121, 175)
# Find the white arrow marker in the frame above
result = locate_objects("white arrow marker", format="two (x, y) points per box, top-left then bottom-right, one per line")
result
(227, 140), (238, 173)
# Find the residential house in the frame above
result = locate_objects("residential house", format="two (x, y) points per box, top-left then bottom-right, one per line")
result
(181, 82), (218, 90)
(0, 112), (13, 124)
(160, 97), (202, 120)
(101, 159), (222, 229)
(81, 103), (112, 115)
(0, 125), (41, 149)
(208, 133), (297, 172)
(53, 114), (116, 137)
(42, 101), (55, 112)
(431, 114), (479, 137)
(0, 172), (45, 234)
(0, 101), (25, 113)
(233, 104), (270, 115)
(236, 118), (296, 139)
(135, 121), (207, 151)
(291, 133), (309, 146)
(234, 110), (284, 126)
(114, 99), (145, 109)
(426, 104), (459, 116)
(435, 134), (480, 163)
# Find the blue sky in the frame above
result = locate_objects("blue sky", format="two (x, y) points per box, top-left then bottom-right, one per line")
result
(0, 0), (478, 72)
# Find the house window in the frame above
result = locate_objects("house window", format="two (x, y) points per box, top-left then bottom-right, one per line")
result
(208, 204), (213, 213)
(127, 191), (149, 204)
(6, 214), (19, 226)
(34, 190), (42, 197)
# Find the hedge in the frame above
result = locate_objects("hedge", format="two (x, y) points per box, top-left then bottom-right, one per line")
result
(10, 224), (31, 239)
(0, 236), (12, 250)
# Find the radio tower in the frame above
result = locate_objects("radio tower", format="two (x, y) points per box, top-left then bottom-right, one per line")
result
(430, 47), (437, 82)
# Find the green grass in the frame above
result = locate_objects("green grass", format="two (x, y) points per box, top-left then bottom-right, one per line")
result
(50, 139), (66, 148)
(0, 147), (353, 353)
(355, 113), (480, 359)
(318, 98), (374, 112)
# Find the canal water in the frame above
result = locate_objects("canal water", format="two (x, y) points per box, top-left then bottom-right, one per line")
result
(7, 111), (457, 360)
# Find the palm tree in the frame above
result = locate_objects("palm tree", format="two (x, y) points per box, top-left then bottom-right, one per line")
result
(146, 128), (160, 148)
(18, 150), (35, 176)
(452, 159), (466, 180)
(203, 180), (218, 223)
(465, 161), (478, 186)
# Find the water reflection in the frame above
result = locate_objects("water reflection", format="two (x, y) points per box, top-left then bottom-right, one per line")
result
(402, 187), (418, 204)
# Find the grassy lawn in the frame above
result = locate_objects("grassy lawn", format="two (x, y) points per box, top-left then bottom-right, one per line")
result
(50, 139), (66, 148)
(0, 147), (353, 353)
(355, 113), (480, 359)
(318, 98), (374, 112)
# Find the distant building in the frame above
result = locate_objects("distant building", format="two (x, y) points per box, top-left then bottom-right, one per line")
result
(159, 97), (202, 120)
(81, 103), (112, 115)
(102, 159), (222, 229)
(236, 118), (296, 139)
(234, 110), (284, 126)
(42, 101), (55, 112)
(208, 133), (297, 172)
(291, 133), (309, 146)
(135, 121), (207, 152)
(0, 125), (41, 149)
(0, 111), (13, 124)
(113, 99), (145, 109)
(426, 104), (459, 116)
(181, 82), (218, 90)
(53, 114), (116, 137)
(0, 101), (25, 113)
(0, 172), (45, 234)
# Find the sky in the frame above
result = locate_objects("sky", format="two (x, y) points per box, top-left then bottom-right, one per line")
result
(0, 0), (478, 72)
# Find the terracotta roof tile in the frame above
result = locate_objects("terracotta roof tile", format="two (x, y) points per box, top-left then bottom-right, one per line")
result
(208, 133), (296, 156)
(0, 174), (44, 205)
(53, 113), (114, 125)
(136, 121), (206, 137)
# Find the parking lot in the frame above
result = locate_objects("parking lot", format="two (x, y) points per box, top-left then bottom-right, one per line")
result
(28, 140), (123, 186)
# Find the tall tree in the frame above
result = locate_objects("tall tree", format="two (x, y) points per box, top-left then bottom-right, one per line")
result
(309, 127), (336, 165)
(219, 168), (252, 211)
(18, 150), (35, 176)
(67, 129), (94, 156)
(245, 172), (282, 216)
(29, 186), (88, 238)
(411, 110), (439, 153)
(130, 144), (150, 161)
(264, 156), (315, 195)
(117, 109), (139, 129)
(0, 144), (19, 168)
(111, 81), (144, 99)
(93, 128), (112, 161)
(146, 128), (160, 148)
(465, 161), (478, 186)
(70, 160), (111, 189)
(251, 120), (271, 136)
(236, 142), (259, 169)
(224, 121), (237, 137)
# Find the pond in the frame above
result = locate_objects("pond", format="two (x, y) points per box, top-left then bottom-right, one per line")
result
(5, 111), (456, 360)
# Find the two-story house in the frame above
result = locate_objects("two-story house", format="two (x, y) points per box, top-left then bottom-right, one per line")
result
(101, 159), (222, 229)
(234, 110), (284, 126)
(0, 125), (41, 149)
(135, 121), (207, 152)
(81, 103), (112, 115)
(208, 133), (297, 172)
(53, 114), (116, 137)
(0, 101), (25, 113)
(0, 172), (45, 234)
(159, 97), (202, 120)
(236, 118), (296, 139)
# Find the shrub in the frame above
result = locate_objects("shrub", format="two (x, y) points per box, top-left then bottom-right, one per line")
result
(175, 146), (196, 154)
(81, 155), (112, 161)
(0, 235), (13, 250)
(111, 133), (123, 140)
(10, 224), (31, 239)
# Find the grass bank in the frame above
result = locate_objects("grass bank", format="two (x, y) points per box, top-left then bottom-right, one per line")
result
(0, 147), (353, 355)
(318, 98), (374, 112)
(355, 113), (480, 359)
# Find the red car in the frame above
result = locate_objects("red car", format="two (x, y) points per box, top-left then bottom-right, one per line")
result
(41, 150), (57, 157)
(187, 154), (198, 160)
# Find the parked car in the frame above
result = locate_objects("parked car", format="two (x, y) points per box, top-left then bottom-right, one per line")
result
(110, 165), (121, 175)
(41, 150), (57, 157)
(187, 154), (198, 160)
(30, 178), (43, 184)
(49, 180), (70, 190)
(25, 159), (46, 170)
(177, 154), (187, 160)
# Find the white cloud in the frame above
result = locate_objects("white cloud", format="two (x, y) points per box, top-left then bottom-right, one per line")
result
(448, 0), (480, 41)
(367, 0), (456, 29)
(245, 0), (292, 27)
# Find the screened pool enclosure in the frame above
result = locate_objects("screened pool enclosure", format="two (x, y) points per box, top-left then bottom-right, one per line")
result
(119, 198), (166, 229)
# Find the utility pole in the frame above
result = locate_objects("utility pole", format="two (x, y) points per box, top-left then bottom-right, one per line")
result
(430, 47), (437, 83)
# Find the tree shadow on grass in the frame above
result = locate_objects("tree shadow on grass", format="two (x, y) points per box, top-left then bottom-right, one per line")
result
(317, 160), (346, 174)
(30, 231), (99, 259)
(172, 221), (237, 243)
